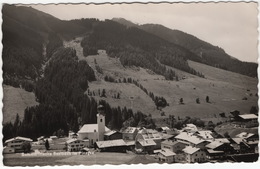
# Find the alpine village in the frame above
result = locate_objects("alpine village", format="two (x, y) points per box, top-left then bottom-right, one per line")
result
(2, 4), (259, 166)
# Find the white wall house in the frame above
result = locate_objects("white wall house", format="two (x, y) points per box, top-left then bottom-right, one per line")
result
(122, 127), (138, 140)
(66, 139), (89, 152)
(157, 149), (176, 163)
(183, 146), (206, 163)
(4, 136), (33, 153)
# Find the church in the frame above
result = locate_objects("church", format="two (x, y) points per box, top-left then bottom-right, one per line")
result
(78, 105), (111, 147)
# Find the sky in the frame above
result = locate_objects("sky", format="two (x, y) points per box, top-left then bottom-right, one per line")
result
(28, 2), (258, 63)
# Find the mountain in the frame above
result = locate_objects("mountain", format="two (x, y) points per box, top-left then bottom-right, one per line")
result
(2, 5), (258, 141)
(112, 18), (257, 77)
(80, 19), (205, 80)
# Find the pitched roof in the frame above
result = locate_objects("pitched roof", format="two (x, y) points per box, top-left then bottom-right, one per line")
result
(5, 136), (33, 143)
(160, 126), (170, 131)
(104, 130), (119, 136)
(122, 127), (138, 134)
(206, 149), (224, 154)
(197, 130), (213, 140)
(175, 132), (206, 145)
(125, 140), (135, 146)
(138, 139), (157, 147)
(161, 140), (180, 146)
(159, 149), (176, 157)
(214, 138), (230, 144)
(183, 124), (198, 132)
(236, 132), (255, 139)
(95, 139), (126, 148)
(238, 114), (258, 120)
(206, 141), (224, 149)
(78, 124), (110, 133)
(183, 146), (200, 155)
(138, 129), (162, 140)
(231, 138), (244, 144)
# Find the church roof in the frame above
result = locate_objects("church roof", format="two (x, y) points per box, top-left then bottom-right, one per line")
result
(78, 124), (110, 133)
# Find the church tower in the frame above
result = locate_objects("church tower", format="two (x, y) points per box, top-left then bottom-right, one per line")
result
(97, 105), (105, 141)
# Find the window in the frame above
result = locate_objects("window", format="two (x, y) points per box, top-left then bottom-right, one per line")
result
(100, 119), (103, 122)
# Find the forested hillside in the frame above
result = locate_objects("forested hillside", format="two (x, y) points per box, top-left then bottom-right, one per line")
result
(113, 18), (257, 77)
(81, 20), (204, 79)
(2, 5), (155, 141)
(2, 4), (87, 90)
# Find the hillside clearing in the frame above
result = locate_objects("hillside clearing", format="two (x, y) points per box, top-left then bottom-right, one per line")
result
(3, 85), (39, 123)
(64, 37), (258, 124)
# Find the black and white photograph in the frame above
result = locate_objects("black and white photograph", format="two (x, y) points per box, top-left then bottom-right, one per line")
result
(1, 0), (259, 166)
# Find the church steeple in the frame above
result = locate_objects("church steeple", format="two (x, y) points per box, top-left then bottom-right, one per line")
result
(97, 105), (105, 141)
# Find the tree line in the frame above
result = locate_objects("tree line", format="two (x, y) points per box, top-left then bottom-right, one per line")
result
(81, 20), (204, 80)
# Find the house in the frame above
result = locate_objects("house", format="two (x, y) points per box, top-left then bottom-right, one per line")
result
(206, 140), (234, 155)
(4, 136), (33, 153)
(66, 139), (89, 152)
(135, 139), (157, 153)
(183, 146), (206, 163)
(157, 149), (176, 163)
(175, 132), (209, 149)
(195, 130), (214, 141)
(122, 127), (138, 140)
(78, 105), (111, 147)
(237, 114), (258, 127)
(233, 132), (259, 153)
(230, 137), (243, 153)
(183, 124), (198, 133)
(206, 149), (225, 160)
(161, 140), (187, 153)
(104, 130), (122, 140)
(94, 139), (128, 152)
(135, 128), (163, 152)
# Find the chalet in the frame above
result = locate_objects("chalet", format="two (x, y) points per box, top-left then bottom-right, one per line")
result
(183, 124), (198, 133)
(157, 149), (176, 163)
(161, 140), (187, 153)
(4, 136), (33, 153)
(230, 137), (249, 154)
(238, 114), (258, 122)
(206, 149), (225, 160)
(95, 139), (128, 152)
(104, 130), (122, 140)
(78, 105), (111, 147)
(66, 139), (89, 152)
(234, 132), (259, 153)
(237, 114), (258, 127)
(135, 128), (163, 152)
(206, 140), (234, 154)
(136, 139), (157, 153)
(175, 132), (209, 149)
(195, 130), (214, 141)
(121, 127), (138, 140)
(183, 146), (206, 163)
